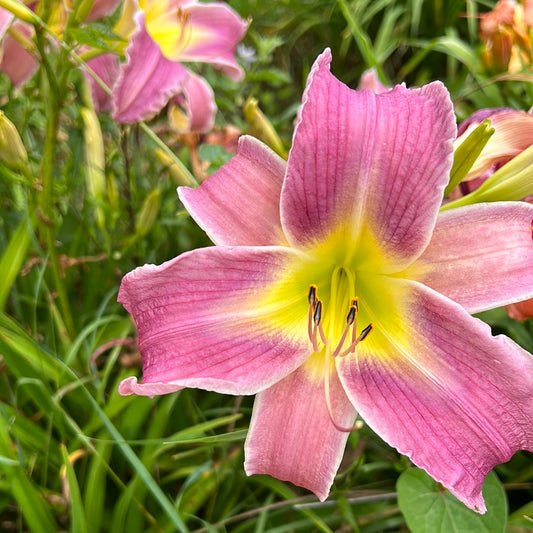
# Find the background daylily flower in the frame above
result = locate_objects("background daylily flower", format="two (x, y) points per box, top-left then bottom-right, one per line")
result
(480, 0), (533, 72)
(449, 107), (533, 321)
(118, 49), (533, 513)
(86, 0), (247, 124)
(452, 107), (533, 195)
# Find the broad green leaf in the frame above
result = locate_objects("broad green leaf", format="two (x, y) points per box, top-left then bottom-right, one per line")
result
(397, 469), (507, 533)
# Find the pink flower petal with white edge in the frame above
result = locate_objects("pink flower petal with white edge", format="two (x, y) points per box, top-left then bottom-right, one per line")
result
(86, 53), (119, 113)
(118, 245), (311, 397)
(178, 71), (216, 133)
(112, 12), (189, 123)
(142, 0), (248, 81)
(179, 135), (287, 246)
(280, 49), (456, 272)
(406, 201), (533, 313)
(337, 277), (533, 513)
(0, 21), (38, 87)
(244, 360), (356, 500)
(0, 8), (13, 42)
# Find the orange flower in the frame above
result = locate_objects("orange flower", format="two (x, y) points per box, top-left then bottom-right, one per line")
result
(480, 0), (533, 72)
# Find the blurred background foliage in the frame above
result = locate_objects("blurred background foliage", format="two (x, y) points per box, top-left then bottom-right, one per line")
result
(0, 0), (532, 531)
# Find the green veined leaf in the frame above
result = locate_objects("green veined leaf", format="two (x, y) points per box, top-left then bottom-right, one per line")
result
(397, 468), (507, 533)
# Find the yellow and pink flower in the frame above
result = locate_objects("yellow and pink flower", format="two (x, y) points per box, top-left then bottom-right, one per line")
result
(118, 50), (533, 512)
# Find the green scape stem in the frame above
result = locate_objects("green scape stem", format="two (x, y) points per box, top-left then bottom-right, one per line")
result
(34, 21), (76, 340)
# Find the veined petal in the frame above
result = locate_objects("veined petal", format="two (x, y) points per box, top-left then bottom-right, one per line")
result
(244, 358), (356, 500)
(178, 71), (216, 133)
(406, 201), (533, 313)
(86, 0), (121, 21)
(112, 12), (189, 123)
(0, 21), (38, 87)
(280, 49), (456, 272)
(118, 246), (310, 397)
(179, 135), (287, 246)
(337, 277), (533, 512)
(86, 53), (119, 113)
(141, 0), (248, 80)
(0, 8), (13, 41)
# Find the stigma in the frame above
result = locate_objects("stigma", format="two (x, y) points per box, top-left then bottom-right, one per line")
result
(307, 285), (373, 357)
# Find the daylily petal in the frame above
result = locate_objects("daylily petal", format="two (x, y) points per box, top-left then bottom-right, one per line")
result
(0, 8), (13, 42)
(118, 245), (310, 396)
(0, 21), (38, 87)
(176, 71), (216, 133)
(86, 53), (119, 113)
(505, 297), (533, 320)
(244, 359), (356, 500)
(406, 201), (533, 313)
(337, 277), (533, 512)
(141, 0), (248, 81)
(280, 49), (456, 272)
(179, 135), (287, 246)
(86, 0), (122, 21)
(112, 12), (188, 123)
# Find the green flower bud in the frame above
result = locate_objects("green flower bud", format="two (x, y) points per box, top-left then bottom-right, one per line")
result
(0, 111), (28, 171)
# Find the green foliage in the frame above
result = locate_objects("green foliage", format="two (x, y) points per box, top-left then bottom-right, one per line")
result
(0, 0), (531, 531)
(397, 469), (507, 532)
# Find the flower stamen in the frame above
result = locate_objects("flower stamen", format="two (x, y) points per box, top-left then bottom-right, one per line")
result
(339, 323), (374, 357)
(331, 302), (357, 358)
(307, 285), (318, 350)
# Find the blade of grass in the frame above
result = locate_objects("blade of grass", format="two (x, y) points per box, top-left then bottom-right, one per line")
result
(0, 406), (57, 533)
(60, 444), (89, 533)
(0, 217), (32, 311)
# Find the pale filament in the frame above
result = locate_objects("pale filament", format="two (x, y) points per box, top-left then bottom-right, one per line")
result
(307, 285), (373, 433)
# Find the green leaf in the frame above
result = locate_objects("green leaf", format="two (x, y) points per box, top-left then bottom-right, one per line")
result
(0, 217), (32, 311)
(0, 408), (58, 533)
(68, 23), (123, 51)
(397, 469), (507, 533)
(61, 444), (88, 533)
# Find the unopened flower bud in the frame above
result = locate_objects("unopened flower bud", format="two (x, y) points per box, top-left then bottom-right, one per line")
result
(0, 111), (28, 171)
(81, 107), (106, 228)
(155, 147), (197, 187)
(135, 189), (161, 238)
(243, 97), (287, 159)
(0, 0), (39, 24)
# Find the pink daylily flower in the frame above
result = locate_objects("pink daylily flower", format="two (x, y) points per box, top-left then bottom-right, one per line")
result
(86, 0), (247, 124)
(118, 49), (533, 513)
